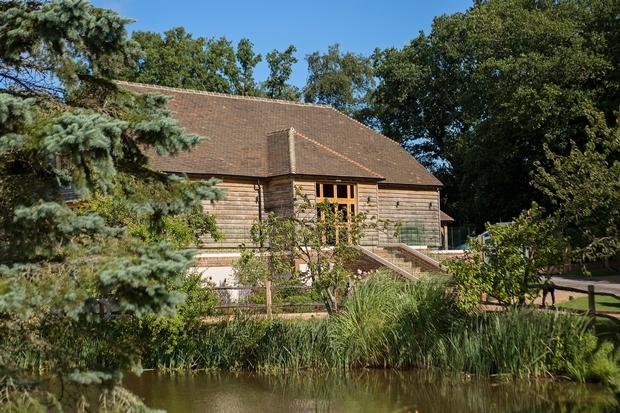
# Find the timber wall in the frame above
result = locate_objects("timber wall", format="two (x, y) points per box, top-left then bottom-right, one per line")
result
(377, 186), (441, 247)
(357, 183), (380, 246)
(200, 178), (263, 248)
(196, 177), (442, 251)
(265, 178), (295, 217)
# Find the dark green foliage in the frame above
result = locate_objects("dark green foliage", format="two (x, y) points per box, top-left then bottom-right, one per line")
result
(121, 27), (263, 96)
(0, 1), (223, 411)
(43, 272), (615, 383)
(372, 0), (620, 225)
(535, 110), (620, 262)
(234, 38), (262, 97)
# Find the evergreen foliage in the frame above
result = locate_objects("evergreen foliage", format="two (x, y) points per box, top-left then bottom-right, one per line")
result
(0, 1), (223, 411)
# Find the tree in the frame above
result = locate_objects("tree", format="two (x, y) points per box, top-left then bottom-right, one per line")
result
(446, 203), (566, 310)
(234, 38), (262, 96)
(261, 45), (300, 101)
(0, 1), (223, 410)
(121, 27), (263, 95)
(303, 44), (375, 117)
(534, 109), (620, 263)
(372, 0), (620, 226)
(245, 188), (378, 313)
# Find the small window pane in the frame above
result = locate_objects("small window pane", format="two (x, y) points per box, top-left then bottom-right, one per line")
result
(349, 185), (355, 199)
(351, 204), (355, 215)
(337, 184), (348, 198)
(323, 184), (334, 198)
(316, 183), (321, 197)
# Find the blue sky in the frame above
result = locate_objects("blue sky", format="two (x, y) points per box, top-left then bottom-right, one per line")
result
(90, 0), (474, 88)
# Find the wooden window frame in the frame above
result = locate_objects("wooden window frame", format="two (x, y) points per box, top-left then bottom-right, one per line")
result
(315, 182), (358, 244)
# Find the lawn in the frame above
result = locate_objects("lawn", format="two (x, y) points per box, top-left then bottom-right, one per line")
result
(558, 295), (620, 312)
(557, 296), (620, 343)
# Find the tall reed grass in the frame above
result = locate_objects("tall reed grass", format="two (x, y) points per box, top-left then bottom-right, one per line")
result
(142, 271), (618, 382)
(9, 271), (620, 383)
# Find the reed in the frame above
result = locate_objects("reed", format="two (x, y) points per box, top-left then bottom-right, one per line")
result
(9, 271), (619, 383)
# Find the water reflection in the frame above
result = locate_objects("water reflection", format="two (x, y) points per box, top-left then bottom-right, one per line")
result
(124, 369), (611, 413)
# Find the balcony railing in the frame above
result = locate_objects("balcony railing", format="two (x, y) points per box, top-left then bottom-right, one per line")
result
(200, 222), (441, 249)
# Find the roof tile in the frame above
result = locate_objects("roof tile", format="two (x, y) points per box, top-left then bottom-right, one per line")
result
(118, 81), (442, 186)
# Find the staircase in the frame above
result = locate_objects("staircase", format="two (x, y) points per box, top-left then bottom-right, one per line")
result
(371, 248), (423, 277)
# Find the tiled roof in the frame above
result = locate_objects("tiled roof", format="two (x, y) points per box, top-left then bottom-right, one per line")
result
(118, 81), (442, 186)
(440, 211), (455, 222)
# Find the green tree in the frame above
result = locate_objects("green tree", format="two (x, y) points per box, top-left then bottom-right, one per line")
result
(0, 1), (222, 410)
(122, 27), (263, 95)
(241, 188), (401, 313)
(303, 44), (375, 117)
(372, 0), (620, 225)
(234, 38), (262, 96)
(535, 109), (620, 263)
(247, 188), (373, 313)
(261, 45), (300, 101)
(446, 203), (566, 310)
(79, 184), (222, 249)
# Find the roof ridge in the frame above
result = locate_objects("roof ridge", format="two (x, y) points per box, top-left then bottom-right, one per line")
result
(266, 128), (294, 135)
(293, 130), (384, 179)
(115, 80), (333, 108)
(326, 106), (403, 147)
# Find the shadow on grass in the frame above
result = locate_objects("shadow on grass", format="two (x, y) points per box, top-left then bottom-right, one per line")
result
(565, 268), (620, 278)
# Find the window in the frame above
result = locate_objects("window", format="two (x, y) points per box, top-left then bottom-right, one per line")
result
(315, 182), (358, 244)
(316, 182), (357, 215)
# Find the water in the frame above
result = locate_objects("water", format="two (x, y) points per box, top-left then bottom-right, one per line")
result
(124, 369), (612, 413)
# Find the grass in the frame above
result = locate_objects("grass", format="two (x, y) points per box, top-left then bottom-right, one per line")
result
(135, 272), (620, 383)
(12, 270), (620, 384)
(595, 316), (620, 345)
(559, 295), (620, 312)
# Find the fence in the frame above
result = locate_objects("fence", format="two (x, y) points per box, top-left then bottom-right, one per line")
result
(213, 281), (344, 318)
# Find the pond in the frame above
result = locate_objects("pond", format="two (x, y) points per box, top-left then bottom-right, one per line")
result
(124, 369), (612, 413)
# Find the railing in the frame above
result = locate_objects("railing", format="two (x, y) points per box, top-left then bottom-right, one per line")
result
(446, 226), (483, 250)
(200, 223), (441, 249)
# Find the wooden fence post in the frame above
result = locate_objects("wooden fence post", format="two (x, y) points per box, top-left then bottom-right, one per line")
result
(265, 279), (272, 320)
(588, 285), (596, 328)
